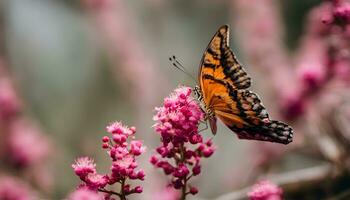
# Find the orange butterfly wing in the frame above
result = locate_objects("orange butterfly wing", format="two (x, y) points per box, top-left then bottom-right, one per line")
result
(198, 25), (293, 144)
(199, 25), (251, 105)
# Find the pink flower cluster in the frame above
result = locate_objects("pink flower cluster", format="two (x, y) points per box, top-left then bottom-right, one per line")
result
(72, 122), (145, 199)
(66, 188), (104, 200)
(72, 157), (108, 190)
(0, 176), (37, 200)
(7, 120), (51, 168)
(281, 0), (350, 120)
(151, 86), (215, 198)
(323, 1), (350, 26)
(248, 180), (283, 200)
(0, 62), (53, 193)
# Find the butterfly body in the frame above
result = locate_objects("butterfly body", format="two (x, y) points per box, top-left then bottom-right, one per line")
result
(196, 25), (293, 144)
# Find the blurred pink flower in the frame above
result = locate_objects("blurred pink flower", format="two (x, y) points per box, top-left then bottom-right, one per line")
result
(334, 58), (350, 83)
(333, 2), (350, 25)
(7, 120), (51, 168)
(248, 180), (283, 200)
(279, 91), (306, 121)
(310, 2), (333, 34)
(0, 176), (37, 200)
(231, 0), (297, 122)
(0, 79), (21, 120)
(153, 186), (180, 200)
(296, 38), (327, 91)
(151, 86), (215, 198)
(81, 0), (112, 10)
(66, 188), (104, 200)
(250, 143), (287, 168)
(81, 0), (163, 131)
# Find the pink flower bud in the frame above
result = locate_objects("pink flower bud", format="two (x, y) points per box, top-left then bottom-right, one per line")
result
(203, 147), (215, 158)
(102, 136), (109, 143)
(137, 170), (145, 180)
(134, 186), (143, 193)
(102, 143), (109, 149)
(130, 140), (144, 156)
(172, 179), (183, 189)
(130, 126), (136, 134)
(150, 155), (159, 165)
(173, 164), (189, 178)
(123, 184), (131, 193)
(192, 164), (201, 176)
(189, 186), (198, 195)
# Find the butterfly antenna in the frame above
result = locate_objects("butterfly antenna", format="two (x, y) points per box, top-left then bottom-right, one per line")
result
(169, 55), (197, 82)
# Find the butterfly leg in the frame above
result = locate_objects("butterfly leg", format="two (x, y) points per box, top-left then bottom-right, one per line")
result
(198, 120), (209, 133)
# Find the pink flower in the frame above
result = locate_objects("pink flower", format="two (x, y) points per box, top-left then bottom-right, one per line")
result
(130, 140), (145, 155)
(151, 86), (215, 198)
(7, 120), (51, 168)
(66, 188), (104, 200)
(134, 186), (143, 193)
(153, 187), (180, 200)
(334, 59), (350, 83)
(0, 176), (37, 200)
(106, 121), (133, 136)
(0, 79), (21, 120)
(72, 157), (96, 179)
(248, 180), (283, 200)
(173, 164), (190, 178)
(189, 186), (198, 195)
(85, 174), (109, 189)
(333, 2), (350, 24)
(296, 33), (327, 91)
(72, 122), (145, 199)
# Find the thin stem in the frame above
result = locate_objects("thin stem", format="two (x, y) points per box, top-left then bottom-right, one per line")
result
(98, 188), (121, 197)
(120, 178), (127, 200)
(181, 176), (188, 200)
(179, 143), (188, 200)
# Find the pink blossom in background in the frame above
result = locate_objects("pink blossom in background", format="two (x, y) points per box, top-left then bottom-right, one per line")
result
(279, 0), (350, 121)
(72, 121), (145, 199)
(248, 180), (283, 200)
(0, 176), (37, 200)
(334, 59), (350, 83)
(153, 186), (180, 200)
(151, 86), (215, 198)
(279, 91), (306, 121)
(0, 59), (53, 196)
(81, 0), (112, 10)
(332, 1), (350, 25)
(250, 142), (287, 169)
(81, 0), (163, 126)
(66, 188), (104, 200)
(7, 119), (51, 168)
(230, 0), (295, 99)
(0, 79), (21, 121)
(296, 37), (327, 91)
(310, 2), (333, 34)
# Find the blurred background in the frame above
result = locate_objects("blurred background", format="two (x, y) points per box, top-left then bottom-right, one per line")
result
(2, 0), (350, 199)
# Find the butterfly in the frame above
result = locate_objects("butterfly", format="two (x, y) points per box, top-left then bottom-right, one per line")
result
(194, 25), (293, 144)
